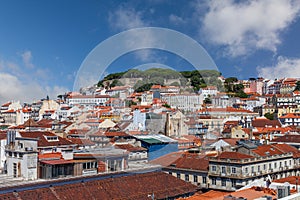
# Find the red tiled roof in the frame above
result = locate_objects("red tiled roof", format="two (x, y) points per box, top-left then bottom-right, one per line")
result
(1, 102), (11, 107)
(272, 143), (299, 154)
(19, 131), (74, 147)
(40, 159), (75, 165)
(252, 118), (281, 128)
(68, 138), (95, 146)
(197, 107), (255, 114)
(252, 144), (284, 157)
(217, 152), (254, 160)
(272, 134), (300, 143)
(181, 186), (277, 200)
(150, 152), (183, 167)
(273, 176), (300, 185)
(178, 190), (228, 200)
(39, 152), (62, 160)
(6, 172), (197, 200)
(104, 131), (129, 137)
(169, 153), (209, 171)
(280, 113), (300, 119)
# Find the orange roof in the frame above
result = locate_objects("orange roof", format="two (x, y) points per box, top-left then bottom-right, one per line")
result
(40, 159), (75, 165)
(252, 144), (285, 157)
(1, 102), (11, 107)
(182, 187), (276, 200)
(178, 190), (228, 200)
(280, 113), (300, 119)
(217, 152), (254, 160)
(274, 176), (300, 185)
(68, 138), (95, 146)
(197, 107), (255, 114)
(38, 152), (62, 160)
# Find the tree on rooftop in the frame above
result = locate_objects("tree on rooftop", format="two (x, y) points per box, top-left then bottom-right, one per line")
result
(264, 112), (274, 120)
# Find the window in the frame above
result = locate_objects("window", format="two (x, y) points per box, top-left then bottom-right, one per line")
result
(13, 163), (17, 178)
(258, 165), (260, 172)
(177, 173), (180, 179)
(212, 178), (216, 185)
(221, 166), (226, 174)
(269, 163), (272, 169)
(194, 175), (198, 183)
(263, 164), (266, 170)
(231, 167), (236, 174)
(231, 179), (236, 187)
(221, 179), (226, 187)
(245, 167), (248, 174)
(212, 165), (216, 171)
(290, 160), (292, 166)
(185, 174), (189, 181)
(274, 162), (277, 168)
(284, 161), (287, 167)
(251, 166), (255, 173)
(203, 176), (207, 184)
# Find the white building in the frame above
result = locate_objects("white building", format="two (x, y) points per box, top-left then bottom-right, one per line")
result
(199, 86), (218, 98)
(55, 105), (81, 120)
(0, 134), (6, 173)
(6, 130), (38, 180)
(161, 94), (203, 112)
(67, 95), (110, 108)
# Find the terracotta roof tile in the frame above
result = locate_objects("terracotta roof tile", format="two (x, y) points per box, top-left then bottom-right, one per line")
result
(252, 118), (281, 128)
(168, 153), (209, 171)
(19, 131), (74, 147)
(217, 152), (254, 160)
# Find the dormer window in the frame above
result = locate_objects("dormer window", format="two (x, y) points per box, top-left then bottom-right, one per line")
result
(44, 135), (59, 142)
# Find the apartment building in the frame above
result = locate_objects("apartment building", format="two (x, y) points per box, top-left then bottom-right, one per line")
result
(66, 95), (110, 107)
(279, 113), (300, 126)
(161, 94), (203, 112)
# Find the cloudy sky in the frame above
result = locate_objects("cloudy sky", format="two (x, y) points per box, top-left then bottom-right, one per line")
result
(1, 0), (300, 103)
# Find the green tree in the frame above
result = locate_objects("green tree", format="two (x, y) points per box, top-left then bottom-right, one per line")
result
(204, 97), (212, 104)
(235, 91), (248, 98)
(110, 79), (124, 87)
(135, 83), (154, 92)
(264, 112), (274, 120)
(162, 103), (171, 108)
(170, 82), (180, 87)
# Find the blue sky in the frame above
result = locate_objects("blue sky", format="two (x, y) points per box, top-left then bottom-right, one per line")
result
(1, 0), (300, 103)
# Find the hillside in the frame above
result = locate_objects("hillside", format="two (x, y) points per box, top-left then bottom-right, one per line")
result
(97, 68), (223, 93)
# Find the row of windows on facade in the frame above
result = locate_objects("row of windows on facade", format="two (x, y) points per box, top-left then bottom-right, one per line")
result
(173, 173), (237, 187)
(211, 160), (292, 174)
(7, 152), (23, 158)
(69, 99), (107, 103)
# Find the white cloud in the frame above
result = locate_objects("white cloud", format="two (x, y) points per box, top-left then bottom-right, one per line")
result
(0, 53), (69, 104)
(201, 0), (300, 57)
(108, 6), (160, 62)
(21, 50), (34, 68)
(169, 14), (186, 25)
(257, 56), (300, 79)
(0, 72), (68, 104)
(108, 6), (147, 31)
